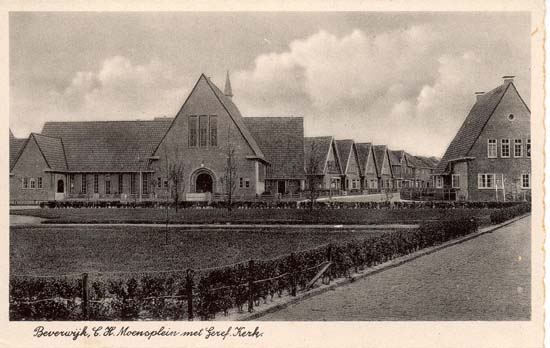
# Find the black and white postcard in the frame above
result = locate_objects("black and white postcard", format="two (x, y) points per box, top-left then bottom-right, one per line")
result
(1, 0), (546, 347)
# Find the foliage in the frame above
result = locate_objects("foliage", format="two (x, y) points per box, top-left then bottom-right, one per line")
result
(489, 203), (531, 224)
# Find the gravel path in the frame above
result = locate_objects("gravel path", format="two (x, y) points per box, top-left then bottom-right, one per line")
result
(260, 216), (531, 321)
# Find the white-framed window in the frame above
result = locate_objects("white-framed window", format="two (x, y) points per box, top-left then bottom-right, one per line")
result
(451, 174), (460, 188)
(188, 115), (198, 147)
(105, 180), (111, 195)
(239, 177), (243, 188)
(435, 176), (443, 188)
(94, 174), (99, 194)
(245, 178), (250, 188)
(130, 174), (137, 194)
(30, 178), (36, 189)
(22, 177), (28, 189)
(118, 175), (124, 193)
(69, 174), (75, 193)
(142, 174), (148, 194)
(37, 177), (43, 189)
(478, 173), (496, 189)
(487, 139), (497, 158)
(501, 139), (510, 158)
(526, 138), (531, 158)
(163, 178), (169, 189)
(81, 174), (87, 194)
(521, 174), (530, 189)
(514, 139), (523, 157)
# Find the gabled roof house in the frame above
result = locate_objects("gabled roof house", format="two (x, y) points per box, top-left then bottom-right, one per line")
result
(434, 76), (530, 201)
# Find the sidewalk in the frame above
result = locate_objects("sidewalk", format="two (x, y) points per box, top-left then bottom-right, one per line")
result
(219, 214), (530, 321)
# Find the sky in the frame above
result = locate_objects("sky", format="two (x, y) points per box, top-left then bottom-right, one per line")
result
(9, 12), (530, 157)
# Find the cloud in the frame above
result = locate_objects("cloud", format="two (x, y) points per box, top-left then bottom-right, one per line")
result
(232, 26), (529, 156)
(9, 56), (190, 137)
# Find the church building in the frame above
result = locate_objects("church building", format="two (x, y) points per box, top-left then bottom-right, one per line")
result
(9, 73), (305, 204)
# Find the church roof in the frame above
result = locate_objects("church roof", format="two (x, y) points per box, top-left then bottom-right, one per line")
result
(41, 119), (172, 172)
(202, 75), (265, 161)
(243, 117), (305, 179)
(9, 130), (26, 170)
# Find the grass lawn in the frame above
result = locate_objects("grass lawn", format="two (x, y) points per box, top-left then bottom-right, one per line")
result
(10, 207), (495, 225)
(10, 225), (391, 276)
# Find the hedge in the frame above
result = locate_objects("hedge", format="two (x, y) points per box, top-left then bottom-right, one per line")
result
(38, 199), (527, 210)
(11, 203), (531, 321)
(489, 203), (531, 224)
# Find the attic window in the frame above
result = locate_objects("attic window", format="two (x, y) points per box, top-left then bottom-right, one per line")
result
(507, 114), (515, 121)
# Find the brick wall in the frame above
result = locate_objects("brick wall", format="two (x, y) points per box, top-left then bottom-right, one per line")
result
(10, 137), (55, 202)
(151, 77), (261, 196)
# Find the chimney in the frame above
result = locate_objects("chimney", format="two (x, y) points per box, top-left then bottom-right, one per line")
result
(224, 70), (233, 98)
(502, 75), (515, 84)
(475, 91), (485, 101)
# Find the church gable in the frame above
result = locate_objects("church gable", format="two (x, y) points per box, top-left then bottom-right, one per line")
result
(154, 75), (259, 162)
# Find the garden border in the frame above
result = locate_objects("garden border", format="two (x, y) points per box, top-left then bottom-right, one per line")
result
(234, 213), (531, 321)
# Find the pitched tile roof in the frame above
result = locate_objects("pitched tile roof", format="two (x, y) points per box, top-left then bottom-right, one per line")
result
(415, 155), (439, 169)
(355, 142), (373, 173)
(404, 152), (420, 167)
(389, 150), (403, 166)
(304, 136), (333, 175)
(243, 117), (305, 179)
(203, 75), (265, 161)
(9, 130), (26, 170)
(434, 82), (511, 174)
(32, 133), (68, 171)
(334, 139), (354, 173)
(373, 145), (389, 177)
(41, 119), (172, 172)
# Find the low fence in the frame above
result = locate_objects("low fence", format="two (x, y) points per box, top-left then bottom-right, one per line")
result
(33, 199), (529, 211)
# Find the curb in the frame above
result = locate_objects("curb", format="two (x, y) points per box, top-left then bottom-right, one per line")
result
(236, 213), (530, 321)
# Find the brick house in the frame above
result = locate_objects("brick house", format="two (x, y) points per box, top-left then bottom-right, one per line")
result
(10, 73), (304, 203)
(355, 142), (378, 191)
(414, 156), (438, 188)
(373, 145), (394, 190)
(304, 136), (343, 192)
(433, 76), (530, 201)
(334, 139), (362, 192)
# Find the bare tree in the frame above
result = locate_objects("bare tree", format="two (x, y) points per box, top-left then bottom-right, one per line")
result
(304, 141), (321, 211)
(163, 142), (185, 244)
(220, 125), (238, 211)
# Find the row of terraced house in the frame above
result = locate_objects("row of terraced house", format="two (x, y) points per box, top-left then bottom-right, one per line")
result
(9, 73), (529, 203)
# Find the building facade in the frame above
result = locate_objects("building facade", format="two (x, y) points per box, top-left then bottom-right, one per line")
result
(10, 74), (305, 203)
(433, 76), (531, 201)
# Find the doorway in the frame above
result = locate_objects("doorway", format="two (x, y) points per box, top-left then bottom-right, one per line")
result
(196, 173), (213, 193)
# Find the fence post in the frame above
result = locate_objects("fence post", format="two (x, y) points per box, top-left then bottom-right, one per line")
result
(248, 260), (254, 313)
(290, 253), (297, 296)
(81, 273), (89, 320)
(186, 269), (194, 321)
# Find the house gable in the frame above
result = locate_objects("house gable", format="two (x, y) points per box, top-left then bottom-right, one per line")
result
(346, 144), (360, 175)
(365, 147), (376, 174)
(467, 83), (530, 159)
(325, 139), (342, 174)
(381, 150), (391, 176)
(12, 135), (51, 174)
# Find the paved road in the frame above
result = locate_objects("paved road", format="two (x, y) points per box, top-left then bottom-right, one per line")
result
(260, 216), (531, 321)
